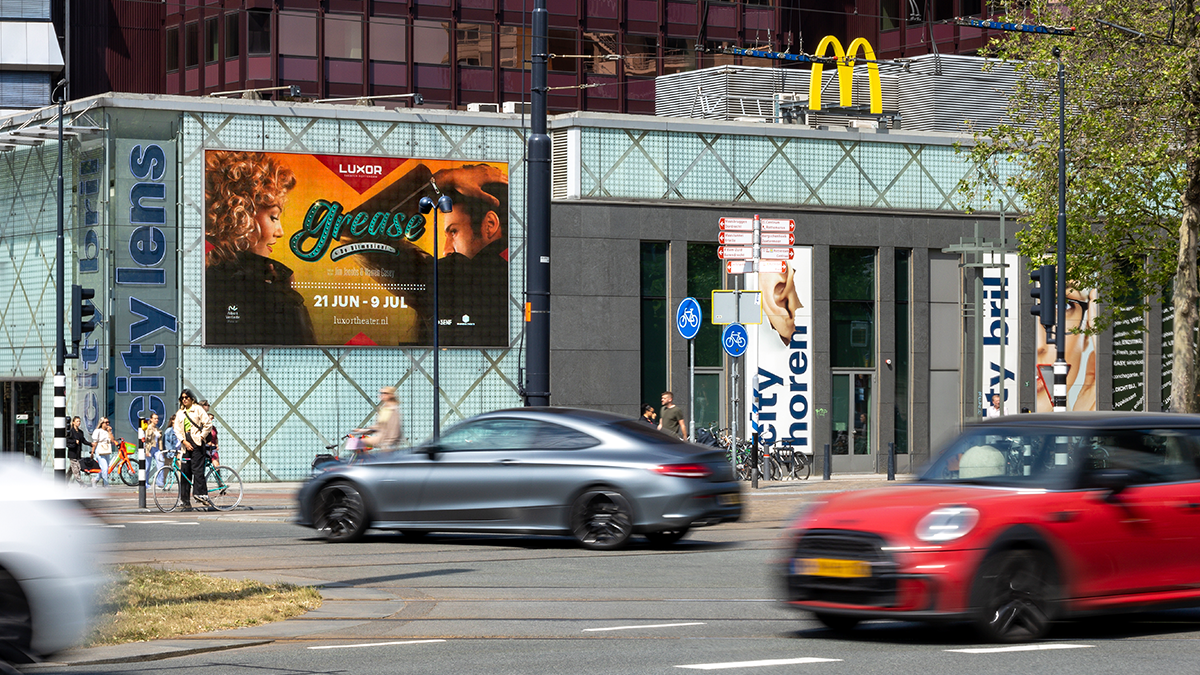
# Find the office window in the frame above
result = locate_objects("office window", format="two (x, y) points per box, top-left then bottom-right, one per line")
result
(248, 10), (271, 55)
(584, 32), (617, 74)
(500, 26), (531, 68)
(830, 248), (876, 368)
(641, 242), (668, 409)
(880, 0), (900, 30)
(225, 14), (240, 59)
(687, 243), (722, 368)
(457, 24), (492, 67)
(413, 20), (450, 65)
(369, 18), (406, 62)
(166, 28), (179, 71)
(185, 23), (199, 68)
(279, 13), (317, 57)
(895, 249), (911, 454)
(325, 14), (363, 60)
(549, 29), (577, 72)
(663, 37), (696, 75)
(205, 17), (219, 63)
(625, 34), (656, 77)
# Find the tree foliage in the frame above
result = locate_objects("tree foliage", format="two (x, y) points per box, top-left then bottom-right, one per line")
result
(960, 0), (1200, 411)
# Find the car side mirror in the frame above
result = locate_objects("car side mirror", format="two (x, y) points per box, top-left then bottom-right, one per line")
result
(424, 442), (444, 459)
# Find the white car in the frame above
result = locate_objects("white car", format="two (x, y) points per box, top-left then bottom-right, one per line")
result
(0, 457), (109, 665)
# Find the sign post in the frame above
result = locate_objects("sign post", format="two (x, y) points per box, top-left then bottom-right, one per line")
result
(676, 297), (702, 440)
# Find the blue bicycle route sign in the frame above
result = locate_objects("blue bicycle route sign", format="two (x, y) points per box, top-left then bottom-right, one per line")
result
(676, 297), (702, 340)
(722, 322), (748, 357)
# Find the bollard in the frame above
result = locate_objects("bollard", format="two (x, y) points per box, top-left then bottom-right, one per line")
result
(887, 442), (895, 481)
(823, 443), (832, 481)
(137, 444), (146, 509)
(751, 434), (760, 489)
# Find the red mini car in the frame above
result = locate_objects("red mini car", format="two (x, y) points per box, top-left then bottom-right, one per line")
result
(779, 413), (1200, 642)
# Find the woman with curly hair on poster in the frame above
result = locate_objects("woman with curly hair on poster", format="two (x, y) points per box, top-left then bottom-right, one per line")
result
(204, 151), (316, 345)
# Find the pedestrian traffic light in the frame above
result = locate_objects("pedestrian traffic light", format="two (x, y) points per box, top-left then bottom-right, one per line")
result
(1029, 264), (1056, 329)
(71, 284), (97, 346)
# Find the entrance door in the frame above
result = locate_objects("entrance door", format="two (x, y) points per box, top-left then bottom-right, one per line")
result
(831, 372), (873, 473)
(1, 381), (41, 460)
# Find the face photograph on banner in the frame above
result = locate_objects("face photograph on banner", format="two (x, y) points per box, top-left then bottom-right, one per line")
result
(1035, 285), (1098, 412)
(202, 150), (510, 347)
(751, 248), (814, 451)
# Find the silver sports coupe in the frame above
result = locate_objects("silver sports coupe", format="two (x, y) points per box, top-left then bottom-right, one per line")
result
(297, 408), (743, 549)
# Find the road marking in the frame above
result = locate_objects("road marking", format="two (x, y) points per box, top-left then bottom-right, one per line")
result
(308, 639), (446, 650)
(125, 521), (200, 525)
(101, 524), (125, 528)
(584, 622), (706, 632)
(677, 657), (841, 670)
(946, 644), (1093, 654)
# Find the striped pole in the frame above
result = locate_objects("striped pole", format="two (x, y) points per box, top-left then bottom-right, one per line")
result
(1053, 359), (1068, 412)
(54, 374), (66, 481)
(137, 437), (146, 509)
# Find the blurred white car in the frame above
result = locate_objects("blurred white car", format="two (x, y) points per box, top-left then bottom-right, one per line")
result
(0, 457), (109, 664)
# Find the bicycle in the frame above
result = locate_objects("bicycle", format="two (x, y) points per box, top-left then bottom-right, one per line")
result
(151, 452), (243, 512)
(85, 438), (138, 487)
(772, 439), (812, 480)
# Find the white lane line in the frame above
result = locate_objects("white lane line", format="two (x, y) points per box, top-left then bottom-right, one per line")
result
(677, 657), (841, 670)
(946, 644), (1093, 654)
(308, 639), (446, 650)
(584, 622), (706, 632)
(125, 521), (200, 525)
(102, 524), (126, 528)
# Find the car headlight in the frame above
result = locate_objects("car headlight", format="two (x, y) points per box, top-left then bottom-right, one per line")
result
(915, 506), (979, 542)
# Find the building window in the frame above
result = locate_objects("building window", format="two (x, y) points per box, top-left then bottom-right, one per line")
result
(414, 20), (450, 65)
(961, 0), (983, 16)
(279, 12), (317, 57)
(457, 24), (492, 67)
(686, 243), (722, 368)
(325, 14), (363, 60)
(166, 28), (179, 71)
(205, 17), (219, 63)
(225, 14), (240, 59)
(641, 242), (669, 410)
(584, 32), (618, 74)
(830, 248), (875, 368)
(894, 249), (910, 454)
(369, 18), (406, 62)
(549, 29), (577, 72)
(880, 0), (900, 30)
(185, 23), (199, 68)
(625, 34), (656, 76)
(248, 10), (271, 55)
(499, 26), (531, 68)
(663, 37), (696, 75)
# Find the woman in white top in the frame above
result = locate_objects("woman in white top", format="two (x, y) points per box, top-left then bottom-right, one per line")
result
(91, 418), (113, 487)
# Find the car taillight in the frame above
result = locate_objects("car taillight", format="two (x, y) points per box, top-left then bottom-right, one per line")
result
(654, 463), (713, 478)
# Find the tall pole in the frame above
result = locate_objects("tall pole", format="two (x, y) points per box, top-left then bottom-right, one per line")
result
(1053, 47), (1068, 412)
(54, 81), (67, 481)
(525, 0), (552, 406)
(433, 209), (440, 438)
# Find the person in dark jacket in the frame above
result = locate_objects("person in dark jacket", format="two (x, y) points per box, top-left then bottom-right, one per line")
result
(204, 151), (316, 345)
(66, 416), (91, 486)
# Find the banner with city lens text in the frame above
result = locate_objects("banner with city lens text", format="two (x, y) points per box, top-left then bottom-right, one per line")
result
(203, 151), (510, 347)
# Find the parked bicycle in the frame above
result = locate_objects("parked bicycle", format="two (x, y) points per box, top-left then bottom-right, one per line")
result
(151, 452), (243, 512)
(771, 439), (813, 480)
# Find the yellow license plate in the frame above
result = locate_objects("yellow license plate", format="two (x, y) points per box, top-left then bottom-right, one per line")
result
(795, 558), (871, 578)
(717, 492), (741, 506)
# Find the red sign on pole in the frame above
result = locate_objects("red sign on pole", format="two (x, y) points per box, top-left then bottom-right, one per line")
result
(760, 219), (796, 232)
(760, 247), (795, 260)
(757, 260), (787, 274)
(759, 232), (795, 246)
(718, 231), (753, 245)
(717, 246), (754, 260)
(719, 217), (755, 231)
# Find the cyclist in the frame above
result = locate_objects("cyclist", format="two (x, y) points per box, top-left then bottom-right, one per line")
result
(174, 389), (213, 510)
(361, 386), (404, 453)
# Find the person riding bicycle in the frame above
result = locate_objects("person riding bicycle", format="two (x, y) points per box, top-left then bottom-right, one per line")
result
(174, 389), (214, 510)
(359, 386), (404, 453)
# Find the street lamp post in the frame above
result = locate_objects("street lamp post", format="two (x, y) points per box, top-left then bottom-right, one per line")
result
(1053, 46), (1068, 412)
(419, 194), (453, 438)
(53, 78), (68, 481)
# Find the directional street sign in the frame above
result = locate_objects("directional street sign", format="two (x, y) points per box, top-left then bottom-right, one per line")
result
(760, 232), (795, 246)
(726, 260), (754, 274)
(757, 260), (787, 274)
(717, 245), (754, 260)
(718, 217), (755, 231)
(760, 246), (795, 260)
(722, 323), (749, 357)
(675, 296), (702, 340)
(717, 231), (753, 245)
(712, 290), (761, 324)
(760, 218), (795, 232)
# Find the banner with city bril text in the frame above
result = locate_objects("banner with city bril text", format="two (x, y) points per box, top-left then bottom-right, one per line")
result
(203, 151), (510, 348)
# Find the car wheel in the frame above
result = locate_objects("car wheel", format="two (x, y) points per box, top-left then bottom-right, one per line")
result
(973, 549), (1055, 642)
(570, 489), (633, 550)
(0, 569), (32, 665)
(644, 528), (690, 546)
(814, 612), (860, 633)
(314, 482), (369, 543)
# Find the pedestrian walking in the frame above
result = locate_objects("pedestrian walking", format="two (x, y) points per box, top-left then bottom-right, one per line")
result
(65, 416), (92, 487)
(173, 390), (213, 510)
(640, 404), (657, 425)
(91, 418), (113, 487)
(657, 391), (687, 440)
(159, 412), (180, 488)
(143, 412), (163, 481)
(199, 399), (219, 465)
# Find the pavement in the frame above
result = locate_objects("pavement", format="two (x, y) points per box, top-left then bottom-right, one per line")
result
(24, 472), (915, 670)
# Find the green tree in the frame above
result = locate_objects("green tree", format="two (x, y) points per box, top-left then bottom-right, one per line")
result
(962, 1), (1200, 411)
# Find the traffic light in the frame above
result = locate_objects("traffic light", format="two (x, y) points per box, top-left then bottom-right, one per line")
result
(71, 284), (97, 346)
(1029, 264), (1056, 329)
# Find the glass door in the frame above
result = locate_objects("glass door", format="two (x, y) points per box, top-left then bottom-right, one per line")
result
(831, 371), (873, 473)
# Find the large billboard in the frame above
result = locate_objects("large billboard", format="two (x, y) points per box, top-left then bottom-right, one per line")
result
(1035, 285), (1098, 412)
(203, 151), (510, 347)
(981, 253), (1020, 414)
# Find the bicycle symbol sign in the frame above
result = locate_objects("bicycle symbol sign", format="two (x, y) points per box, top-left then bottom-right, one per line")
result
(676, 297), (702, 340)
(722, 323), (749, 357)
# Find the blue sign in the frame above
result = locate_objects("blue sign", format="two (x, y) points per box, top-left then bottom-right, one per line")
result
(676, 297), (702, 340)
(722, 323), (749, 358)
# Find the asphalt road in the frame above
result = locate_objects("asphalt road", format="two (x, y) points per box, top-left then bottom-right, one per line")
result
(26, 477), (1200, 674)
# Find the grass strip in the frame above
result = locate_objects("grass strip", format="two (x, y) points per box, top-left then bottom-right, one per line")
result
(87, 564), (322, 646)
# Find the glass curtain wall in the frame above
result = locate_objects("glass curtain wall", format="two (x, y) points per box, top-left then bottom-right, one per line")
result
(830, 248), (875, 368)
(641, 242), (668, 411)
(895, 249), (910, 454)
(687, 243), (722, 432)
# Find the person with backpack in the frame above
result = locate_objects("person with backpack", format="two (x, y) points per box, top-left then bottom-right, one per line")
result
(173, 390), (213, 510)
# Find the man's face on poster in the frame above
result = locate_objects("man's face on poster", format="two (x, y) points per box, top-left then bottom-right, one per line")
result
(442, 206), (501, 259)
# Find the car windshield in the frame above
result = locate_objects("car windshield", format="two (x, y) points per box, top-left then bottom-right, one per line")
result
(920, 426), (1089, 489)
